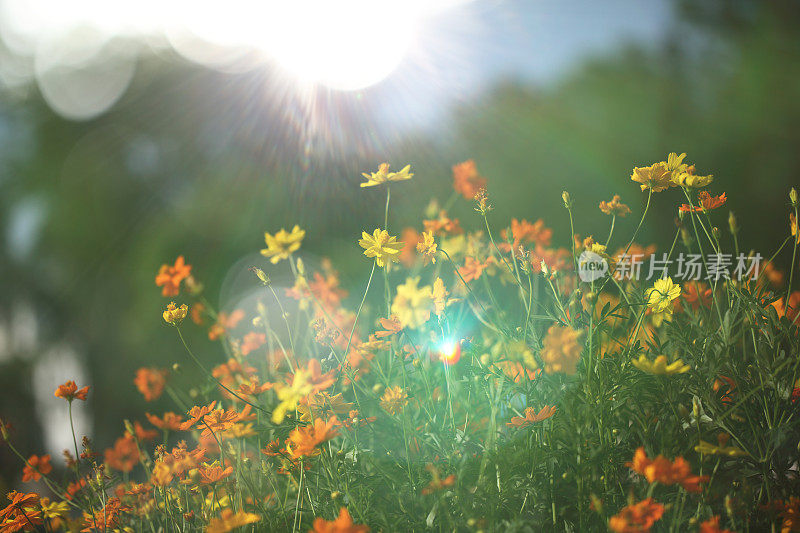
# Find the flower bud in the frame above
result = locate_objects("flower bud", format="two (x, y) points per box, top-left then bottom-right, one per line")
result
(791, 187), (798, 207)
(562, 191), (572, 209)
(250, 267), (270, 285)
(728, 211), (738, 235)
(712, 226), (720, 241)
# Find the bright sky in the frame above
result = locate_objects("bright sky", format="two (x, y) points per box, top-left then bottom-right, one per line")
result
(0, 0), (673, 122)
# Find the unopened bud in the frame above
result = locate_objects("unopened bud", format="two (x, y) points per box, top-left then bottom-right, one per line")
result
(712, 227), (720, 241)
(562, 191), (572, 209)
(250, 267), (270, 285)
(728, 211), (738, 235)
(791, 187), (798, 207)
(540, 260), (549, 276)
(123, 420), (135, 436)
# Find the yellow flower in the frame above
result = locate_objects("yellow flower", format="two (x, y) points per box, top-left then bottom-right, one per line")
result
(646, 277), (681, 313)
(694, 440), (747, 457)
(391, 277), (433, 329)
(163, 302), (188, 325)
(416, 231), (437, 264)
(272, 368), (313, 424)
(359, 229), (404, 268)
(672, 171), (714, 188)
(380, 386), (408, 415)
(206, 510), (260, 533)
(261, 225), (305, 264)
(631, 354), (690, 375)
(664, 152), (688, 176)
(631, 162), (673, 192)
(360, 163), (413, 187)
(40, 498), (69, 521)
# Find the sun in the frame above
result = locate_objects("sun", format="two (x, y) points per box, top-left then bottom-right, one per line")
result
(256, 1), (417, 90)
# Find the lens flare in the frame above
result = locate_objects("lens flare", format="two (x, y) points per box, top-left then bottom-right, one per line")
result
(437, 339), (461, 365)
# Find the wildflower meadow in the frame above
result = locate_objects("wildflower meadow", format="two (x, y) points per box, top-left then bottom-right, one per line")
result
(3, 153), (800, 533)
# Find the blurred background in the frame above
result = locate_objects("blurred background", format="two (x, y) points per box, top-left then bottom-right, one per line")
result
(1, 0), (799, 488)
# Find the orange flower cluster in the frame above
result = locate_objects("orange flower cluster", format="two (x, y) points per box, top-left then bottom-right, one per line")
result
(628, 447), (708, 493)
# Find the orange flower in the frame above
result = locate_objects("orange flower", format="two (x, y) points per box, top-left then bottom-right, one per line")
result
(399, 228), (420, 266)
(207, 509), (260, 533)
(104, 435), (140, 473)
(240, 332), (266, 356)
(134, 368), (168, 402)
(155, 255), (192, 297)
(145, 412), (184, 431)
(628, 447), (708, 493)
(540, 325), (582, 375)
(0, 491), (43, 531)
(679, 191), (727, 213)
(791, 213), (800, 244)
(599, 195), (632, 217)
(180, 401), (217, 431)
(452, 159), (487, 200)
(208, 309), (246, 341)
(770, 291), (800, 322)
(311, 507), (369, 533)
(681, 282), (712, 311)
(506, 406), (556, 428)
(81, 497), (127, 532)
(380, 386), (408, 415)
(423, 210), (463, 236)
(500, 218), (552, 250)
(421, 464), (455, 495)
(198, 463), (234, 484)
(22, 454), (52, 482)
(375, 316), (403, 338)
(699, 516), (734, 533)
(458, 256), (494, 283)
(609, 498), (665, 533)
(54, 380), (89, 402)
(713, 376), (736, 406)
(286, 417), (340, 459)
(132, 421), (158, 441)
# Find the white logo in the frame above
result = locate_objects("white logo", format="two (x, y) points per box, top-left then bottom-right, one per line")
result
(578, 250), (608, 282)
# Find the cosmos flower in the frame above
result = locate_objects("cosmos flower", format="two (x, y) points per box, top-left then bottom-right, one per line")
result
(631, 163), (673, 192)
(507, 406), (557, 428)
(261, 225), (305, 264)
(421, 464), (455, 495)
(415, 231), (437, 264)
(134, 367), (168, 402)
(380, 386), (408, 415)
(198, 463), (234, 484)
(679, 191), (727, 213)
(609, 498), (664, 533)
(54, 380), (90, 402)
(631, 355), (690, 376)
(452, 159), (487, 200)
(359, 229), (404, 268)
(22, 454), (52, 482)
(646, 277), (681, 313)
(540, 325), (582, 375)
(599, 195), (632, 217)
(359, 163), (413, 187)
(155, 256), (192, 297)
(391, 277), (433, 329)
(206, 510), (260, 533)
(163, 302), (188, 325)
(627, 447), (708, 492)
(311, 507), (369, 533)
